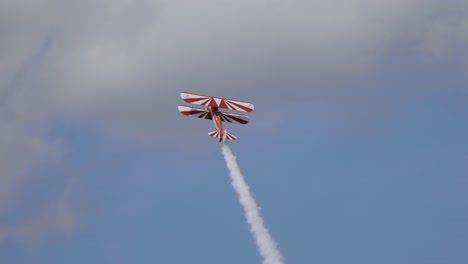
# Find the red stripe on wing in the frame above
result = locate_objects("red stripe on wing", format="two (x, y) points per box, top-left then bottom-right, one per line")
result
(219, 112), (249, 124)
(178, 105), (212, 120)
(181, 92), (254, 112)
(225, 100), (254, 112)
(226, 115), (248, 124)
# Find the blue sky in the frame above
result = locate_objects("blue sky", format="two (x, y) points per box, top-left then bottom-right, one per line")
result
(1, 1), (468, 263)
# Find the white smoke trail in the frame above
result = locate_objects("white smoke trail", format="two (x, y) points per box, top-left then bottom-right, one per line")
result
(221, 143), (284, 264)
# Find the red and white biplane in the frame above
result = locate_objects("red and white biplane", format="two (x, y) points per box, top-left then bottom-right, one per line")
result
(178, 92), (254, 142)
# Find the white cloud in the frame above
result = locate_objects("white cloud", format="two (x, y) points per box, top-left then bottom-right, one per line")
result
(0, 0), (467, 243)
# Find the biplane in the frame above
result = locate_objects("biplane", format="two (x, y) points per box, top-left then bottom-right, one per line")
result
(178, 92), (254, 142)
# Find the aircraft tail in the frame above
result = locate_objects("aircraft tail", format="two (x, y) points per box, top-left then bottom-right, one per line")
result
(208, 130), (237, 142)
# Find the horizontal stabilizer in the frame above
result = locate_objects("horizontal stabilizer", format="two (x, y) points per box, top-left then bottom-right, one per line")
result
(208, 130), (237, 141)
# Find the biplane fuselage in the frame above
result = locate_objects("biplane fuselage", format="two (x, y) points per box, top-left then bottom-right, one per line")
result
(208, 106), (227, 142)
(178, 92), (254, 143)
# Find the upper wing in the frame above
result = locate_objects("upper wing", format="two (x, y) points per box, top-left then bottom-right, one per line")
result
(220, 112), (249, 125)
(181, 92), (254, 113)
(178, 105), (212, 120)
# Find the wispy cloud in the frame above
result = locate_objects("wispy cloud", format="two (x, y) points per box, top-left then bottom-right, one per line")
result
(3, 1), (468, 136)
(0, 176), (82, 246)
(0, 0), (467, 248)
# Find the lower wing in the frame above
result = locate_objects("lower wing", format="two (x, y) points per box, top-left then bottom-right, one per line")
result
(178, 105), (212, 120)
(219, 112), (249, 124)
(178, 106), (249, 124)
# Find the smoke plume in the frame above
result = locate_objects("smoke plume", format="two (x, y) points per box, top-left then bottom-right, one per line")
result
(221, 143), (284, 264)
